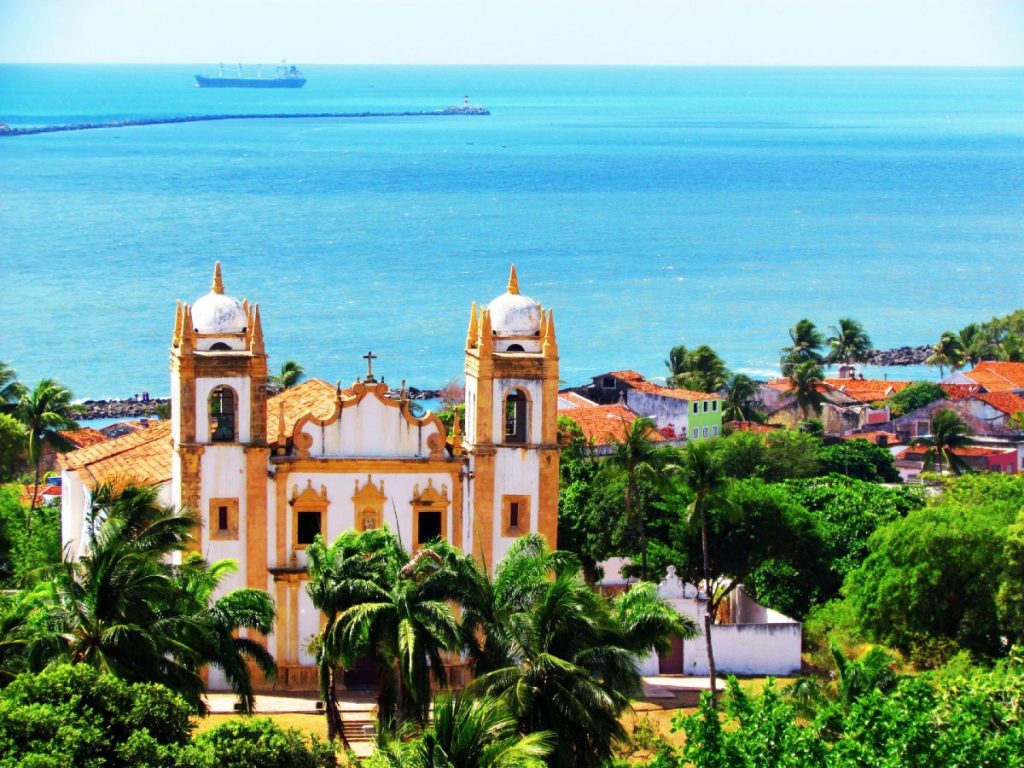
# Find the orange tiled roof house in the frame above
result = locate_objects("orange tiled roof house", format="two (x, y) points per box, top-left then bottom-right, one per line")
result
(572, 370), (724, 441)
(59, 263), (561, 691)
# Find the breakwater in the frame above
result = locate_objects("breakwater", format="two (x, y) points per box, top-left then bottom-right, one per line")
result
(0, 106), (490, 137)
(75, 387), (445, 421)
(862, 345), (932, 367)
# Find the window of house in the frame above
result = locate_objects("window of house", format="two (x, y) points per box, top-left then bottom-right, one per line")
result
(693, 427), (699, 439)
(208, 498), (239, 541)
(692, 402), (698, 414)
(702, 427), (709, 437)
(502, 495), (531, 537)
(712, 401), (718, 411)
(291, 480), (330, 551)
(712, 426), (719, 436)
(703, 401), (709, 413)
(209, 386), (236, 442)
(296, 511), (322, 545)
(504, 389), (528, 443)
(602, 377), (616, 389)
(417, 510), (442, 545)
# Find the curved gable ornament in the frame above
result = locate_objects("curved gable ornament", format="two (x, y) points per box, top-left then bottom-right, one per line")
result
(290, 380), (449, 459)
(411, 478), (449, 508)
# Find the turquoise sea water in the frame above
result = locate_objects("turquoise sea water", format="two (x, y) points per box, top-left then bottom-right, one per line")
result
(1, 65), (1022, 399)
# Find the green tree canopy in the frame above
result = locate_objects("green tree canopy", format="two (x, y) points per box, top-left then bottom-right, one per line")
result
(665, 344), (730, 393)
(816, 439), (900, 483)
(885, 381), (946, 418)
(826, 318), (872, 365)
(780, 319), (825, 376)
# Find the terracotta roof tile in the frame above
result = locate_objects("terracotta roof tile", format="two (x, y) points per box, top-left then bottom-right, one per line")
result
(558, 404), (667, 446)
(266, 379), (346, 444)
(58, 420), (172, 488)
(824, 378), (913, 403)
(19, 483), (62, 506)
(940, 383), (981, 400)
(971, 362), (1024, 390)
(973, 392), (1024, 417)
(58, 428), (109, 449)
(59, 420), (171, 472)
(558, 392), (598, 409)
(963, 368), (1018, 393)
(843, 431), (903, 446)
(898, 445), (1014, 459)
(727, 421), (778, 433)
(604, 370), (719, 401)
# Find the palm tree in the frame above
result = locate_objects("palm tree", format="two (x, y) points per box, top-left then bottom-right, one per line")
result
(269, 360), (305, 392)
(958, 323), (987, 369)
(332, 532), (464, 728)
(23, 483), (274, 713)
(780, 319), (824, 376)
(608, 416), (661, 580)
(306, 529), (400, 743)
(911, 408), (972, 475)
(665, 345), (728, 392)
(374, 693), (554, 768)
(786, 645), (899, 725)
(0, 361), (24, 412)
(667, 440), (735, 708)
(15, 379), (78, 513)
(788, 360), (825, 421)
(722, 374), (756, 422)
(926, 331), (965, 378)
(170, 556), (277, 714)
(467, 535), (695, 768)
(826, 318), (872, 366)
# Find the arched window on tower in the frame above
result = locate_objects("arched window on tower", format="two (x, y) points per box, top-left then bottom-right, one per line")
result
(504, 389), (528, 443)
(209, 386), (237, 442)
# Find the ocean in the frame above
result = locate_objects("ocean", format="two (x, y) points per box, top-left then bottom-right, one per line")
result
(1, 65), (1022, 400)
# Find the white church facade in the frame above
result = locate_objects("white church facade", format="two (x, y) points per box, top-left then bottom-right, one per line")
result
(60, 263), (560, 689)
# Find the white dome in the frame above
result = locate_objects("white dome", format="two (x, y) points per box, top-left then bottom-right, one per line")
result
(488, 291), (541, 337)
(192, 290), (247, 334)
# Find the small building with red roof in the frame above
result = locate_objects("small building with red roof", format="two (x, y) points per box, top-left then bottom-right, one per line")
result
(573, 370), (723, 441)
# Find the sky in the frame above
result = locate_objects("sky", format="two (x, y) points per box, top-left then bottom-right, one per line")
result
(0, 0), (1022, 66)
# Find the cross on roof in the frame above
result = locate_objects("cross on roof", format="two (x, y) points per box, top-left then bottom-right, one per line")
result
(363, 351), (378, 383)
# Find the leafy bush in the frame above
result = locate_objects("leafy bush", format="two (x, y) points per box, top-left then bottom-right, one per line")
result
(886, 381), (946, 418)
(816, 440), (900, 483)
(176, 717), (336, 768)
(0, 664), (193, 768)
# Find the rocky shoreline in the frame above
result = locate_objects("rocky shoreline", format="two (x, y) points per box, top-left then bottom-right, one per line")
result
(861, 345), (932, 367)
(74, 387), (447, 421)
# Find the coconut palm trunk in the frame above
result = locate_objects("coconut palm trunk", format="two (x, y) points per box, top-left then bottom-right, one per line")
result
(700, 507), (717, 703)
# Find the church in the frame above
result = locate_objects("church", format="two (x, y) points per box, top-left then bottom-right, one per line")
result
(60, 263), (560, 688)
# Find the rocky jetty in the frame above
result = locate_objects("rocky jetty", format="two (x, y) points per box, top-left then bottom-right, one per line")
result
(861, 345), (932, 367)
(75, 398), (168, 420)
(0, 108), (490, 138)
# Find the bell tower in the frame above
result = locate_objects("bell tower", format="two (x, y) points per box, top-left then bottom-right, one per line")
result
(463, 265), (560, 571)
(170, 262), (269, 590)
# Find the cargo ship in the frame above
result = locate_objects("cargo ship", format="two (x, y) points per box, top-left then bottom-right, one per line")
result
(194, 63), (306, 89)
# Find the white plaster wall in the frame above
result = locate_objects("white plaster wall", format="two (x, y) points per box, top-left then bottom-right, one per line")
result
(683, 624), (802, 676)
(60, 469), (87, 560)
(194, 375), (251, 443)
(297, 589), (320, 666)
(198, 445), (248, 596)
(492, 449), (540, 564)
(963, 400), (1006, 429)
(465, 378), (479, 444)
(283, 471), (455, 561)
(490, 379), (543, 444)
(626, 391), (690, 433)
(300, 395), (443, 458)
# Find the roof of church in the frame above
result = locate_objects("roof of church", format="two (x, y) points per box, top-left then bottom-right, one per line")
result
(59, 420), (172, 488)
(266, 378), (346, 444)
